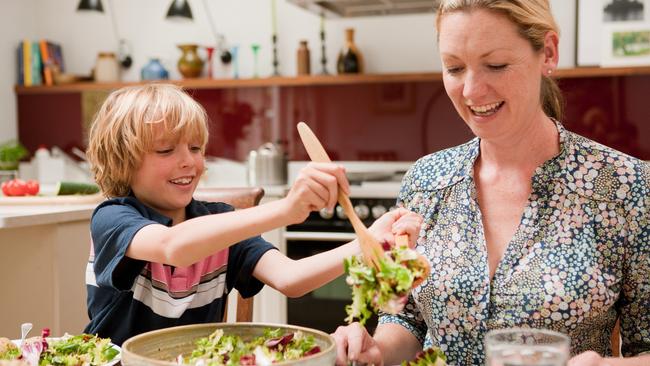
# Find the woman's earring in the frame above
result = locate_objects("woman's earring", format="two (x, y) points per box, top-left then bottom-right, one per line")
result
(547, 69), (553, 75)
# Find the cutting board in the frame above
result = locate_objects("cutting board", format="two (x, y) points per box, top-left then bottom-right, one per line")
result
(0, 193), (104, 205)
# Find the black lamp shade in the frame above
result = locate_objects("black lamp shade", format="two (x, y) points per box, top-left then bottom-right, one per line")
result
(166, 0), (193, 20)
(77, 0), (104, 12)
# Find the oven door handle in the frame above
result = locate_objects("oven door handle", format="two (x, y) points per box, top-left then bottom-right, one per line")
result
(283, 231), (357, 242)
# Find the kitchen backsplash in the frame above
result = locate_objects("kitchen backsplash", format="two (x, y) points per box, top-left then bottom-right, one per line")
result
(16, 75), (650, 162)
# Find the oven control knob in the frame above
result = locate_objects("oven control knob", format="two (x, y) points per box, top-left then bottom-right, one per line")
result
(319, 207), (334, 219)
(371, 205), (388, 219)
(336, 205), (348, 219)
(354, 204), (370, 220)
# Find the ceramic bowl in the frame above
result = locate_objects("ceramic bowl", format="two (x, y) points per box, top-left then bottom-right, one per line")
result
(121, 322), (336, 366)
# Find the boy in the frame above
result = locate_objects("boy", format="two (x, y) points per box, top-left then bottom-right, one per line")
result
(84, 84), (421, 345)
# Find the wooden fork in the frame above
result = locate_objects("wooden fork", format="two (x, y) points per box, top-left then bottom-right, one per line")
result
(297, 122), (384, 270)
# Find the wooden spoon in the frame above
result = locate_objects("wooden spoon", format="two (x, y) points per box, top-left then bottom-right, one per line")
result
(297, 122), (384, 269)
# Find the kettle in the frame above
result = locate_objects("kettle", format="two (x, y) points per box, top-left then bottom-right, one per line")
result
(247, 142), (287, 186)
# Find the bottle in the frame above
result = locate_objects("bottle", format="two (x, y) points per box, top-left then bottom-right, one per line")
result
(337, 28), (364, 74)
(297, 40), (311, 75)
(94, 52), (120, 82)
(34, 145), (51, 184)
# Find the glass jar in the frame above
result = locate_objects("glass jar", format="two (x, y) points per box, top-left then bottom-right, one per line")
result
(94, 52), (120, 82)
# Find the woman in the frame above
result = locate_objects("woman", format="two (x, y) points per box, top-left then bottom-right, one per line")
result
(332, 1), (650, 365)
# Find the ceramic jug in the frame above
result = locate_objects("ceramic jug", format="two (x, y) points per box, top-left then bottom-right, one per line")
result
(141, 58), (169, 80)
(177, 44), (204, 78)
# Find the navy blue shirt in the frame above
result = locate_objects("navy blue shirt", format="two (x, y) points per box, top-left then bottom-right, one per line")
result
(84, 196), (276, 345)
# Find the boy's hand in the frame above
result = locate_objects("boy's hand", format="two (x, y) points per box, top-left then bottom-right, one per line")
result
(368, 208), (423, 248)
(283, 162), (350, 224)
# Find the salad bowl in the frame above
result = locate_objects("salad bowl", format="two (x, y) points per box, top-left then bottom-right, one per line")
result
(121, 322), (336, 366)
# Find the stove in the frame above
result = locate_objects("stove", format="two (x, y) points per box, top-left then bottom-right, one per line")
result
(286, 161), (411, 233)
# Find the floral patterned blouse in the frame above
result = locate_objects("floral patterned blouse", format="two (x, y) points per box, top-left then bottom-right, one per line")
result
(380, 122), (650, 365)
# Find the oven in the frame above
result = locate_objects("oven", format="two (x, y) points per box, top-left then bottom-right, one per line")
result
(279, 161), (411, 334)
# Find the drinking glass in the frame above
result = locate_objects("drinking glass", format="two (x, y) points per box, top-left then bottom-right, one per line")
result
(231, 45), (239, 79)
(251, 43), (260, 78)
(485, 328), (570, 366)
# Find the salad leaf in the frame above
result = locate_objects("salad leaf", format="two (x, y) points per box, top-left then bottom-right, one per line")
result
(344, 243), (430, 325)
(182, 328), (321, 366)
(0, 333), (117, 366)
(39, 334), (118, 366)
(401, 347), (447, 366)
(0, 338), (21, 360)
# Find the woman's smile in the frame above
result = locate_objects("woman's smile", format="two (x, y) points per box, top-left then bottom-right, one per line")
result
(467, 101), (505, 117)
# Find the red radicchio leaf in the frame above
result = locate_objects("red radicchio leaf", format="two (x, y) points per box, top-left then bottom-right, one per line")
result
(239, 354), (256, 366)
(265, 333), (294, 349)
(304, 346), (321, 356)
(21, 340), (43, 366)
(279, 333), (294, 346)
(265, 337), (282, 349)
(381, 241), (391, 252)
(40, 328), (50, 350)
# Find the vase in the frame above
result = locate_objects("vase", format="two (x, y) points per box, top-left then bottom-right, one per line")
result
(141, 58), (169, 80)
(177, 44), (204, 78)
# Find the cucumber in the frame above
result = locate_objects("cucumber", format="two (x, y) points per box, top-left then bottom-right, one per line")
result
(56, 181), (100, 195)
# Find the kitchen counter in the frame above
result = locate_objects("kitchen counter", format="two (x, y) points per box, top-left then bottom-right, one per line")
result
(0, 203), (96, 337)
(0, 204), (98, 229)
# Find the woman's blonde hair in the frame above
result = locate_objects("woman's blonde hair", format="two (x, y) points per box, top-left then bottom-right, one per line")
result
(86, 84), (209, 197)
(435, 0), (564, 120)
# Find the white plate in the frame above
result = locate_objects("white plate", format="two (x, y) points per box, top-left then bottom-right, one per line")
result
(11, 337), (121, 366)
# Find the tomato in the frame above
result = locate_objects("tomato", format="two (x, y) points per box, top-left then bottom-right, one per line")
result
(25, 179), (40, 196)
(0, 180), (9, 196)
(1, 179), (28, 196)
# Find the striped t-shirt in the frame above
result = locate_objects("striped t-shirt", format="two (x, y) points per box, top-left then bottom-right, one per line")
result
(84, 196), (276, 345)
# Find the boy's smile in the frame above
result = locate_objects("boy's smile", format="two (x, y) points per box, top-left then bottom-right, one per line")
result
(131, 131), (205, 224)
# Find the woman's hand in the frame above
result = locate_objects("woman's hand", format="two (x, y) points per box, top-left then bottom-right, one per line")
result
(331, 322), (384, 366)
(282, 162), (349, 224)
(568, 351), (611, 366)
(368, 208), (423, 248)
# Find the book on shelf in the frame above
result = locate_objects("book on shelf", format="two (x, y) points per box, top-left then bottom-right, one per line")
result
(16, 45), (23, 86)
(31, 41), (42, 86)
(17, 39), (64, 86)
(22, 39), (32, 86)
(39, 40), (53, 86)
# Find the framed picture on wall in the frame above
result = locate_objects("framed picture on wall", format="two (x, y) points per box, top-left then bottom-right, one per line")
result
(576, 0), (650, 66)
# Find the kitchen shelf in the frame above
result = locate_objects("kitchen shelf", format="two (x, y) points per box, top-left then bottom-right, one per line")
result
(14, 65), (650, 95)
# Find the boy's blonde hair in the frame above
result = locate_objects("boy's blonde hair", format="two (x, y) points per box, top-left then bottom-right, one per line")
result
(86, 84), (209, 197)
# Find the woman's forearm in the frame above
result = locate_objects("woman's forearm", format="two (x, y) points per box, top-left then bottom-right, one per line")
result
(606, 355), (650, 365)
(375, 324), (423, 365)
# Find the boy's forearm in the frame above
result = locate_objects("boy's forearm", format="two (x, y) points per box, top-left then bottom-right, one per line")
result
(136, 199), (295, 267)
(253, 240), (360, 297)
